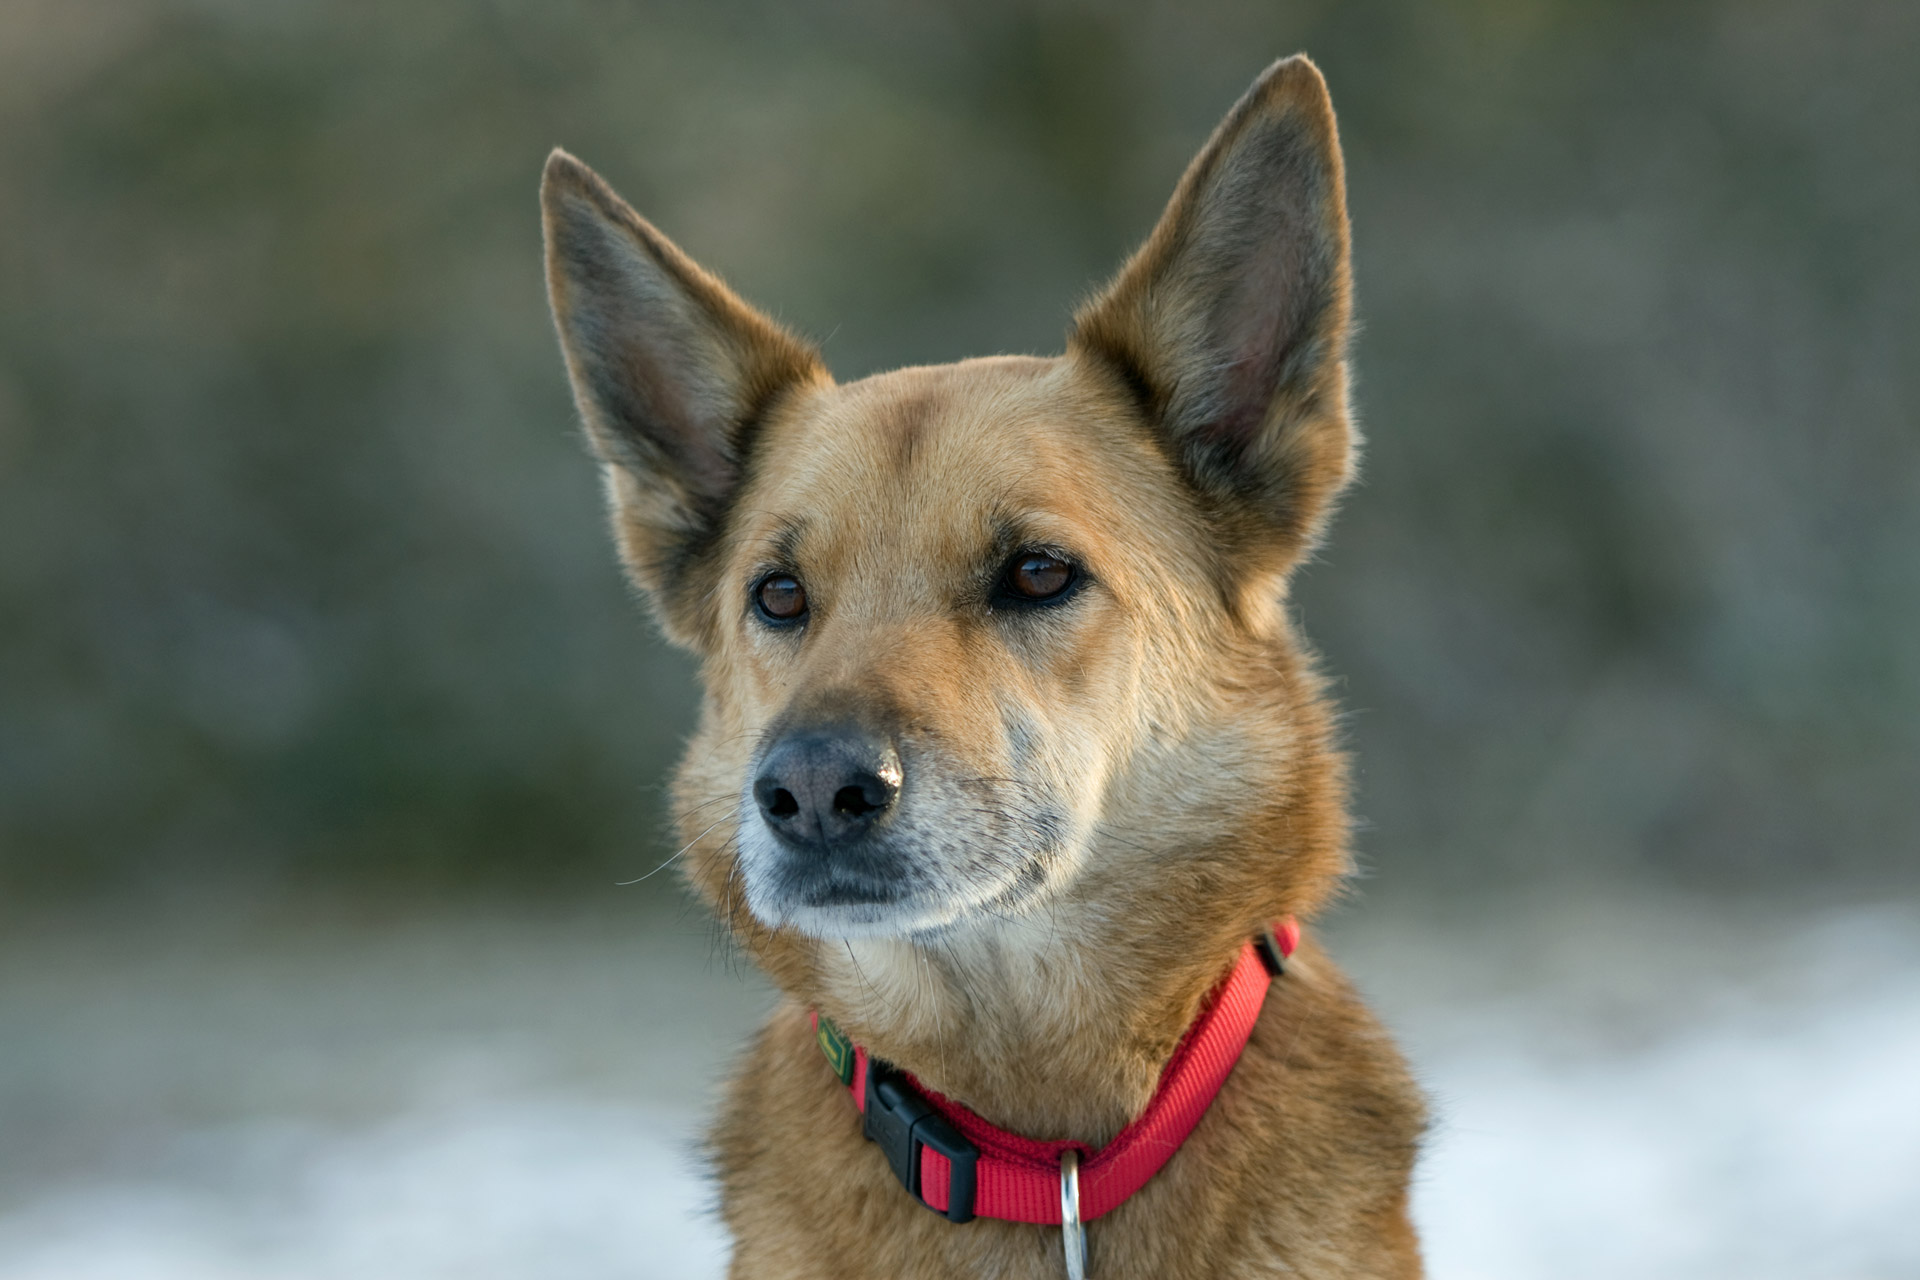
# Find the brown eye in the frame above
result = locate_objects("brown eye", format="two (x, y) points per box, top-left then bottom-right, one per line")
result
(1004, 553), (1076, 602)
(754, 573), (808, 623)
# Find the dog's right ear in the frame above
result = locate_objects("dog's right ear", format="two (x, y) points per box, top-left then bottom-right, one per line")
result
(542, 150), (827, 647)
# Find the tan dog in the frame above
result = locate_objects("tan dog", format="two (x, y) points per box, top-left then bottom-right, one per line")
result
(542, 54), (1425, 1279)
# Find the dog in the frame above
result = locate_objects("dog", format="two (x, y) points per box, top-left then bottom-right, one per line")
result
(541, 54), (1425, 1279)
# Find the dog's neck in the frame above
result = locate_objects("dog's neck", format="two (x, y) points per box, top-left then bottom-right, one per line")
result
(821, 926), (1236, 1144)
(795, 828), (1306, 1147)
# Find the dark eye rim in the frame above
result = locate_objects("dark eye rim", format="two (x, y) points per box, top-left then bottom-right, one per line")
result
(991, 547), (1086, 609)
(751, 570), (810, 627)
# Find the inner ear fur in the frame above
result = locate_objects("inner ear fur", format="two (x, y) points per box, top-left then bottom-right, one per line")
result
(541, 149), (827, 646)
(1070, 55), (1356, 567)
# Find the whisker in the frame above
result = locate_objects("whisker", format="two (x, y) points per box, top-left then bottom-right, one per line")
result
(677, 792), (740, 819)
(618, 811), (736, 885)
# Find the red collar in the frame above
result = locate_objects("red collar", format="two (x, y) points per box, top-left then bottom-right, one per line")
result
(810, 918), (1299, 1224)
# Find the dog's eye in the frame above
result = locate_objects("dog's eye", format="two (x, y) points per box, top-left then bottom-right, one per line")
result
(753, 573), (808, 624)
(1001, 552), (1077, 604)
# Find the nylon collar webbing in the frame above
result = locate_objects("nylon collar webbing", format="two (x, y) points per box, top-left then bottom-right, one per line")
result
(810, 918), (1299, 1224)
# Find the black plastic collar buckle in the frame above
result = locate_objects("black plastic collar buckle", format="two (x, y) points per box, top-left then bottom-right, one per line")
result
(1254, 925), (1290, 977)
(862, 1057), (978, 1223)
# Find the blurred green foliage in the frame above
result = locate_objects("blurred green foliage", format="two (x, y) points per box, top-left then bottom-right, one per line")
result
(2, 0), (1915, 900)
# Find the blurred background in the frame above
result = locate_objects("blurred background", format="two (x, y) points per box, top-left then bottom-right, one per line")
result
(1, 1), (1916, 1277)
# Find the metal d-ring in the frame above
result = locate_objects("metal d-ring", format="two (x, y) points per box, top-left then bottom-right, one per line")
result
(1060, 1149), (1089, 1280)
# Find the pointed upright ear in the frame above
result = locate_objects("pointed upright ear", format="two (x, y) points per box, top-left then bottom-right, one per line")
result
(541, 149), (827, 646)
(1070, 56), (1355, 568)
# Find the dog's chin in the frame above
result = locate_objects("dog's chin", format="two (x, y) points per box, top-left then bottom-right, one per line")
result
(737, 830), (1055, 942)
(758, 895), (961, 941)
(745, 873), (1036, 941)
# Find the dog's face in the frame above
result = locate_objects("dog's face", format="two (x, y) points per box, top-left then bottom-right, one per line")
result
(543, 57), (1355, 942)
(701, 358), (1227, 937)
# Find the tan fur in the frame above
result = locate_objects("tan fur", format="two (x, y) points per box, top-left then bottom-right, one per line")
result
(543, 55), (1425, 1278)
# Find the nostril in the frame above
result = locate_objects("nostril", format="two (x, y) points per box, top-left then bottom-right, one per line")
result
(767, 787), (799, 820)
(833, 784), (877, 818)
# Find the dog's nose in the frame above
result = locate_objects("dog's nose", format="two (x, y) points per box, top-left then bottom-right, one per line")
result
(753, 729), (902, 847)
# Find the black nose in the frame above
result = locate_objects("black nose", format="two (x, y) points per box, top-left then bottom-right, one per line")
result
(753, 728), (902, 848)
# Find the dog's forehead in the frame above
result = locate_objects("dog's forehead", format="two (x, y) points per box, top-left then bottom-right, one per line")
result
(743, 356), (1132, 563)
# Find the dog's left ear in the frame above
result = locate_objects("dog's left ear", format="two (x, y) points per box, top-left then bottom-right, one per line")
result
(1071, 55), (1355, 567)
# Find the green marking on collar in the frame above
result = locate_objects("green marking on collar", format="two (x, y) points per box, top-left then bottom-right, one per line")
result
(816, 1015), (855, 1086)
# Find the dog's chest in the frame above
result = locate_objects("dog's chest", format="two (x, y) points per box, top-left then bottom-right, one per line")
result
(711, 971), (1426, 1280)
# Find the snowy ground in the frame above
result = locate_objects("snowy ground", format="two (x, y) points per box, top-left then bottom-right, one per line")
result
(1, 891), (1915, 1279)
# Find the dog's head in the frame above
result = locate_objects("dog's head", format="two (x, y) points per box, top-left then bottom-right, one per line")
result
(543, 57), (1354, 944)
